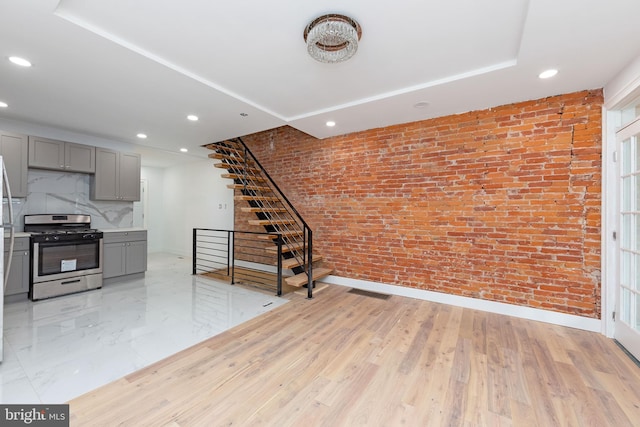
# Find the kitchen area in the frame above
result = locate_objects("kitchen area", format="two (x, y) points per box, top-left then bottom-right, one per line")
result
(0, 127), (272, 404)
(0, 129), (151, 402)
(1, 130), (148, 305)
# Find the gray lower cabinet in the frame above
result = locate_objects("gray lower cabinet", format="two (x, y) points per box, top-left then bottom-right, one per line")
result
(103, 231), (147, 280)
(0, 130), (28, 198)
(91, 148), (141, 201)
(28, 136), (95, 173)
(3, 236), (30, 296)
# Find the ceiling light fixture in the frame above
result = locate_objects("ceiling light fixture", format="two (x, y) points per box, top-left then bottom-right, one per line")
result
(180, 148), (188, 153)
(136, 133), (147, 139)
(326, 121), (336, 127)
(538, 69), (558, 79)
(9, 56), (32, 67)
(304, 14), (362, 63)
(0, 101), (8, 108)
(187, 115), (198, 121)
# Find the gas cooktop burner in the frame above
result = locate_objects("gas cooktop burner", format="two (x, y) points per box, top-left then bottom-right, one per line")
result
(24, 214), (103, 245)
(31, 228), (100, 235)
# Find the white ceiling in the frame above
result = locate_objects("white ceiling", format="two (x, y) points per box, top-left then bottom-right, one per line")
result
(1, 0), (639, 167)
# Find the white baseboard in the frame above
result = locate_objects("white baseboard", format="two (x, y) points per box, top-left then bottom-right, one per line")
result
(320, 275), (601, 333)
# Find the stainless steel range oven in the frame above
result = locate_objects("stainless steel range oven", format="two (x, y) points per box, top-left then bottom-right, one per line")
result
(25, 214), (103, 301)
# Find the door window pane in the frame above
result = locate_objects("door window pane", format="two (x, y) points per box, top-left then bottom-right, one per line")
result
(634, 137), (640, 172)
(622, 287), (630, 324)
(622, 214), (631, 249)
(620, 96), (640, 127)
(622, 251), (631, 286)
(635, 174), (640, 211)
(635, 292), (640, 330)
(622, 177), (632, 211)
(622, 139), (632, 175)
(635, 253), (640, 292)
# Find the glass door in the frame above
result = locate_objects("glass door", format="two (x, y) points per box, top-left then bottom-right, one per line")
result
(615, 118), (640, 360)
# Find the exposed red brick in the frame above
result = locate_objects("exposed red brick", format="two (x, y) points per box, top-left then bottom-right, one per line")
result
(239, 89), (603, 318)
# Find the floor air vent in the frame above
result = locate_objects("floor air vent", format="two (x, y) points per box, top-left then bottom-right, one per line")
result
(347, 288), (391, 300)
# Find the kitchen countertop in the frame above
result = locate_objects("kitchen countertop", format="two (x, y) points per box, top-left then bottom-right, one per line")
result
(5, 232), (31, 238)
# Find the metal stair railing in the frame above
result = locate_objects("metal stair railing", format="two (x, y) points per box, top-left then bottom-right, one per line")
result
(193, 228), (284, 296)
(213, 137), (315, 298)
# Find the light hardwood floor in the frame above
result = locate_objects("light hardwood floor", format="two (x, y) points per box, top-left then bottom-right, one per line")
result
(69, 284), (640, 426)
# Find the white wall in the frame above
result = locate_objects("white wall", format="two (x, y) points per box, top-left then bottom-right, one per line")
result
(140, 166), (164, 253)
(160, 159), (234, 256)
(605, 55), (640, 109)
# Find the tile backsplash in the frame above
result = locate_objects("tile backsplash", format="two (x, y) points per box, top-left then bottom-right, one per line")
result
(3, 169), (133, 230)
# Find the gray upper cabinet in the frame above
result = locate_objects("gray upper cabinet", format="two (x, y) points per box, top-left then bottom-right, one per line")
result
(0, 130), (29, 198)
(28, 136), (95, 173)
(91, 148), (141, 201)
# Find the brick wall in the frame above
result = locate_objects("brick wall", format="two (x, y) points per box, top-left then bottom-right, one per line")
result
(240, 89), (603, 318)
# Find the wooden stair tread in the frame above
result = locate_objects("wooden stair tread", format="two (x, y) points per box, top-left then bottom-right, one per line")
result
(282, 255), (323, 269)
(204, 142), (242, 151)
(228, 184), (272, 192)
(215, 163), (261, 174)
(235, 195), (280, 202)
(248, 219), (296, 226)
(265, 241), (305, 254)
(256, 231), (303, 240)
(222, 174), (267, 183)
(285, 268), (333, 287)
(241, 207), (287, 213)
(208, 152), (248, 162)
(213, 146), (244, 155)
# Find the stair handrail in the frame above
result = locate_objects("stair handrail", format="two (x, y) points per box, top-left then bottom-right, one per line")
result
(232, 137), (310, 231)
(221, 137), (315, 297)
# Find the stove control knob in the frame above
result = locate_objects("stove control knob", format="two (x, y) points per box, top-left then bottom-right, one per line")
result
(83, 234), (94, 239)
(53, 235), (59, 241)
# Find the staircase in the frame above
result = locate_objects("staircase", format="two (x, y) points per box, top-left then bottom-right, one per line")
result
(204, 137), (332, 297)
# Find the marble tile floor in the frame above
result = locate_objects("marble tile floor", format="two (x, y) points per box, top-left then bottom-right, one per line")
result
(0, 253), (287, 404)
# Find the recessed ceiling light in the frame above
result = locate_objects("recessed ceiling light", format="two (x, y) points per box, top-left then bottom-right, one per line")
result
(180, 148), (188, 153)
(413, 101), (430, 109)
(538, 69), (558, 79)
(0, 101), (8, 108)
(326, 121), (336, 127)
(187, 115), (198, 121)
(136, 133), (147, 139)
(9, 56), (32, 67)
